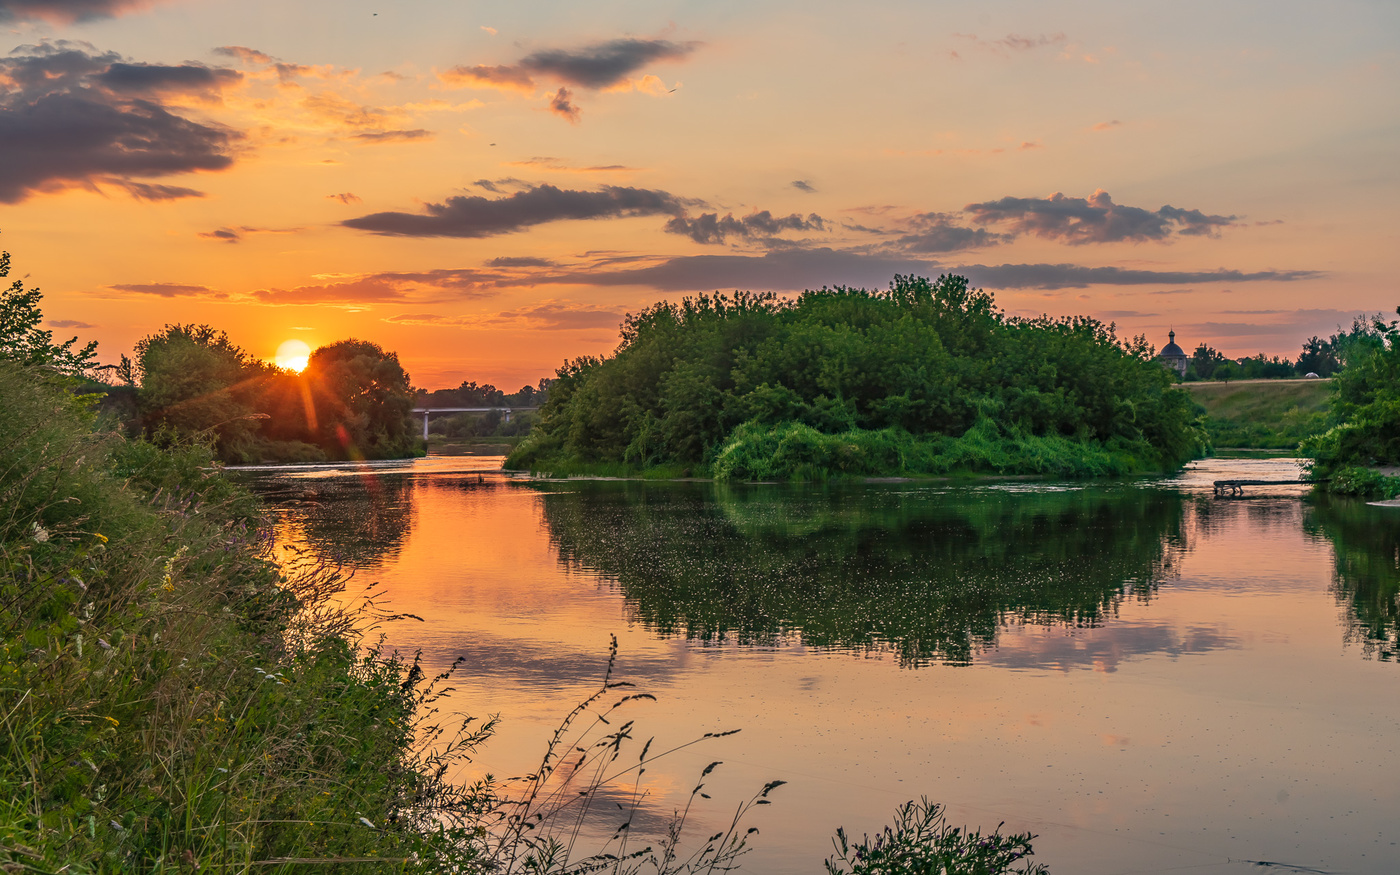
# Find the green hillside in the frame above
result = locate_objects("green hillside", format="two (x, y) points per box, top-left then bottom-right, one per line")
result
(1183, 379), (1332, 450)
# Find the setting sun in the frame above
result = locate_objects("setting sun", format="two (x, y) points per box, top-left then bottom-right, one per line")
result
(274, 339), (311, 372)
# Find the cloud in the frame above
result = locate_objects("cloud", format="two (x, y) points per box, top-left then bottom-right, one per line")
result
(1092, 120), (1122, 131)
(196, 225), (301, 243)
(213, 46), (276, 66)
(439, 37), (698, 119)
(0, 0), (160, 23)
(102, 178), (204, 200)
(48, 319), (96, 329)
(664, 210), (825, 244)
(97, 63), (242, 100)
(252, 268), (504, 306)
(964, 190), (1237, 244)
(349, 128), (434, 143)
(506, 157), (638, 173)
(894, 212), (1008, 253)
(342, 184), (686, 238)
(548, 87), (580, 123)
(388, 301), (624, 331)
(538, 247), (938, 293)
(253, 278), (408, 305)
(0, 43), (239, 203)
(488, 256), (556, 267)
(791, 180), (816, 193)
(498, 301), (624, 329)
(952, 32), (1068, 58)
(515, 38), (698, 89)
(326, 192), (361, 204)
(108, 282), (225, 298)
(439, 64), (536, 93)
(1187, 309), (1362, 338)
(954, 262), (1322, 290)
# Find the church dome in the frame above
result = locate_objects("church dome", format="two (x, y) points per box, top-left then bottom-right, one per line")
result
(1159, 330), (1186, 358)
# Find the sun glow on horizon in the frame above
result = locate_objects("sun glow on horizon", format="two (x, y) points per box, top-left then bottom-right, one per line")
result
(274, 339), (312, 372)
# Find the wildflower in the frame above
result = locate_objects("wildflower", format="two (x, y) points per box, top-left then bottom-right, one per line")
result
(93, 532), (108, 544)
(161, 545), (188, 592)
(31, 522), (49, 543)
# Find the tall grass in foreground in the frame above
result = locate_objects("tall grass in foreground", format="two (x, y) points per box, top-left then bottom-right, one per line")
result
(0, 361), (494, 871)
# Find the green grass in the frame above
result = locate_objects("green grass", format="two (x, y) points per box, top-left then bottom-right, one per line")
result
(1183, 379), (1332, 450)
(0, 362), (492, 872)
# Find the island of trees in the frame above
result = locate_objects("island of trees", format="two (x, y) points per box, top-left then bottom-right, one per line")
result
(509, 274), (1209, 479)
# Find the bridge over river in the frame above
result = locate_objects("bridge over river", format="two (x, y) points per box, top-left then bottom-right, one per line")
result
(412, 407), (538, 440)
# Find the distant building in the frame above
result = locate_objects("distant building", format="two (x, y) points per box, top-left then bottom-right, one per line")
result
(1157, 330), (1188, 377)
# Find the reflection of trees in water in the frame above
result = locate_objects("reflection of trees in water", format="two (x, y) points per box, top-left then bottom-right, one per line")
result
(1307, 497), (1400, 662)
(251, 473), (416, 568)
(537, 482), (1186, 666)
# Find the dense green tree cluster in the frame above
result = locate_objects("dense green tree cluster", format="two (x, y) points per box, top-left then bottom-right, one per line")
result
(1303, 308), (1400, 494)
(131, 328), (419, 464)
(510, 275), (1207, 479)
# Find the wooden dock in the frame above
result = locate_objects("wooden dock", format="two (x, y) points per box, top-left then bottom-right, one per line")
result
(1212, 479), (1324, 497)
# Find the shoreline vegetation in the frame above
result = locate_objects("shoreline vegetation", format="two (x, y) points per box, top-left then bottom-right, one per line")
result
(0, 358), (1053, 873)
(510, 275), (1209, 481)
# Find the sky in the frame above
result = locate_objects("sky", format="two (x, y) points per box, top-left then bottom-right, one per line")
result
(1, 0), (1396, 390)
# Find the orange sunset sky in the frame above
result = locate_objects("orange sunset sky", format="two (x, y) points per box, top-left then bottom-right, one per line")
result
(2, 0), (1396, 390)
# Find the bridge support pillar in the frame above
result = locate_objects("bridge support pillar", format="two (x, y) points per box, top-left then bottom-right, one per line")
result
(422, 411), (431, 441)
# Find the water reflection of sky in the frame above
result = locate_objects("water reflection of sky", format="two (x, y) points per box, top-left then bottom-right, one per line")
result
(246, 458), (1400, 875)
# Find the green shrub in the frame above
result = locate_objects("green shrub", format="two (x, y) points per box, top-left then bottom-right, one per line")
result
(826, 798), (1049, 875)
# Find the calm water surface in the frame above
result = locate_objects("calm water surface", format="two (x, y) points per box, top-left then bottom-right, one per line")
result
(246, 457), (1400, 874)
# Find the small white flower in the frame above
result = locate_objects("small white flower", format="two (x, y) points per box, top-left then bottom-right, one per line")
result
(358, 816), (377, 829)
(31, 522), (49, 543)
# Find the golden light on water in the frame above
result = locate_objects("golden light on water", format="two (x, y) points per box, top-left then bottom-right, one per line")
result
(274, 339), (312, 372)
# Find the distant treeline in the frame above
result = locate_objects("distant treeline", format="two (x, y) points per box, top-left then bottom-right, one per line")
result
(416, 379), (551, 440)
(1184, 317), (1386, 381)
(510, 275), (1209, 480)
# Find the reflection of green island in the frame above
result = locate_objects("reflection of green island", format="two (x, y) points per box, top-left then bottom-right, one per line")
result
(537, 481), (1186, 665)
(1307, 497), (1400, 661)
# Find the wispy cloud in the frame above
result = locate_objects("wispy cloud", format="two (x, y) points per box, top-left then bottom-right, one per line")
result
(108, 282), (226, 299)
(349, 128), (434, 144)
(954, 262), (1321, 290)
(385, 301), (624, 331)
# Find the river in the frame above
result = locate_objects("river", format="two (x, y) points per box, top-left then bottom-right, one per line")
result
(241, 456), (1400, 874)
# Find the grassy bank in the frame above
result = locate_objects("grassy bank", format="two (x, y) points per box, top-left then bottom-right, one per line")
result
(1183, 378), (1330, 450)
(515, 419), (1191, 482)
(0, 361), (489, 871)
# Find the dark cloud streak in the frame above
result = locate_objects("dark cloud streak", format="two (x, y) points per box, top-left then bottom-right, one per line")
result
(342, 184), (686, 238)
